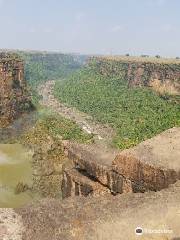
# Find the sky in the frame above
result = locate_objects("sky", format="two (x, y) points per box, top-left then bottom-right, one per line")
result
(0, 0), (180, 57)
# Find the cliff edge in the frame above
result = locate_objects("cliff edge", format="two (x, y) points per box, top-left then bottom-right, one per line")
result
(0, 52), (33, 127)
(90, 56), (180, 96)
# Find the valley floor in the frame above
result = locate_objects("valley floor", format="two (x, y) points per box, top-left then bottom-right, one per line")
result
(39, 81), (115, 147)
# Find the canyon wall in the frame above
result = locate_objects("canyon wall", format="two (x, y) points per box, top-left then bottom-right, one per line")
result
(89, 56), (180, 95)
(0, 53), (32, 127)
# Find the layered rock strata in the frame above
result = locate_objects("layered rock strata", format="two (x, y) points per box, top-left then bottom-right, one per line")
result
(62, 127), (180, 198)
(61, 168), (110, 198)
(0, 52), (32, 127)
(90, 56), (180, 95)
(113, 127), (180, 191)
(16, 180), (180, 240)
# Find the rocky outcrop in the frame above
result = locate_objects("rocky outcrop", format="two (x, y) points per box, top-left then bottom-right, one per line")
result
(2, 161), (180, 240)
(0, 52), (32, 128)
(16, 180), (180, 240)
(62, 127), (180, 198)
(113, 127), (180, 191)
(62, 143), (134, 197)
(90, 56), (180, 95)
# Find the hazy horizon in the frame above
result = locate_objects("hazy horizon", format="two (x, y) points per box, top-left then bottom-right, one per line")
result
(0, 0), (180, 57)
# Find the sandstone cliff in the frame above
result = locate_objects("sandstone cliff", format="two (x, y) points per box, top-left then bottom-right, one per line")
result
(89, 56), (180, 95)
(62, 127), (180, 198)
(0, 52), (32, 127)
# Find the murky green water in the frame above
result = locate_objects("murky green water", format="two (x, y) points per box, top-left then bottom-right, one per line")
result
(0, 144), (34, 208)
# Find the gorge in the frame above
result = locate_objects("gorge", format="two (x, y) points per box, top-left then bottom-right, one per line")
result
(0, 51), (179, 240)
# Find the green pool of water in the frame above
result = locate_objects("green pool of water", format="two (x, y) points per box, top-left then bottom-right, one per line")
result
(0, 144), (34, 208)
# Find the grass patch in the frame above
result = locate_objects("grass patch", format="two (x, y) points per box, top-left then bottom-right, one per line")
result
(19, 108), (93, 146)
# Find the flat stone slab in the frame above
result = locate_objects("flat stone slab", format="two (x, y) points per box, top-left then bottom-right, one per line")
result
(63, 142), (135, 193)
(63, 142), (118, 186)
(16, 180), (180, 240)
(113, 127), (180, 190)
(64, 142), (118, 167)
(63, 128), (180, 193)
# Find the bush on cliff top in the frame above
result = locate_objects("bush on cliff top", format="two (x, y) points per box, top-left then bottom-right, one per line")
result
(54, 65), (180, 149)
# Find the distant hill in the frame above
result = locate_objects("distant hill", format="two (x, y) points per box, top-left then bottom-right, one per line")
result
(19, 51), (88, 87)
(54, 57), (180, 149)
(5, 50), (89, 104)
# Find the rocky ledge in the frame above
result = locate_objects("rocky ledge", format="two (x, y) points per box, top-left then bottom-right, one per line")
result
(62, 127), (180, 197)
(0, 127), (180, 240)
(6, 180), (180, 240)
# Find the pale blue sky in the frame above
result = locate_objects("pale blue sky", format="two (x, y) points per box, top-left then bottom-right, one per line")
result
(0, 0), (180, 57)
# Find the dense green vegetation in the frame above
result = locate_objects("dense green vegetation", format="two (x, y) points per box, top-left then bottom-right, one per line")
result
(18, 108), (93, 146)
(54, 65), (180, 149)
(18, 51), (87, 105)
(2, 51), (92, 145)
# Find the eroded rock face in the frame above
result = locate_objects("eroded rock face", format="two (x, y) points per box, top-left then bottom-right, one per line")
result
(61, 168), (110, 198)
(0, 53), (32, 127)
(89, 57), (180, 95)
(16, 180), (180, 240)
(126, 62), (180, 94)
(62, 142), (138, 196)
(62, 128), (180, 198)
(113, 127), (180, 191)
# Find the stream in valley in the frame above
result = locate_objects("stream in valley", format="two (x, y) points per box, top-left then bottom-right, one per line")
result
(0, 112), (39, 208)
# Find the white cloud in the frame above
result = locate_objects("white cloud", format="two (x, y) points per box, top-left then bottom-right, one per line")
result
(111, 25), (124, 33)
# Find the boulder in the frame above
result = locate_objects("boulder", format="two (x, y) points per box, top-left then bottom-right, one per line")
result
(113, 127), (180, 191)
(63, 142), (133, 194)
